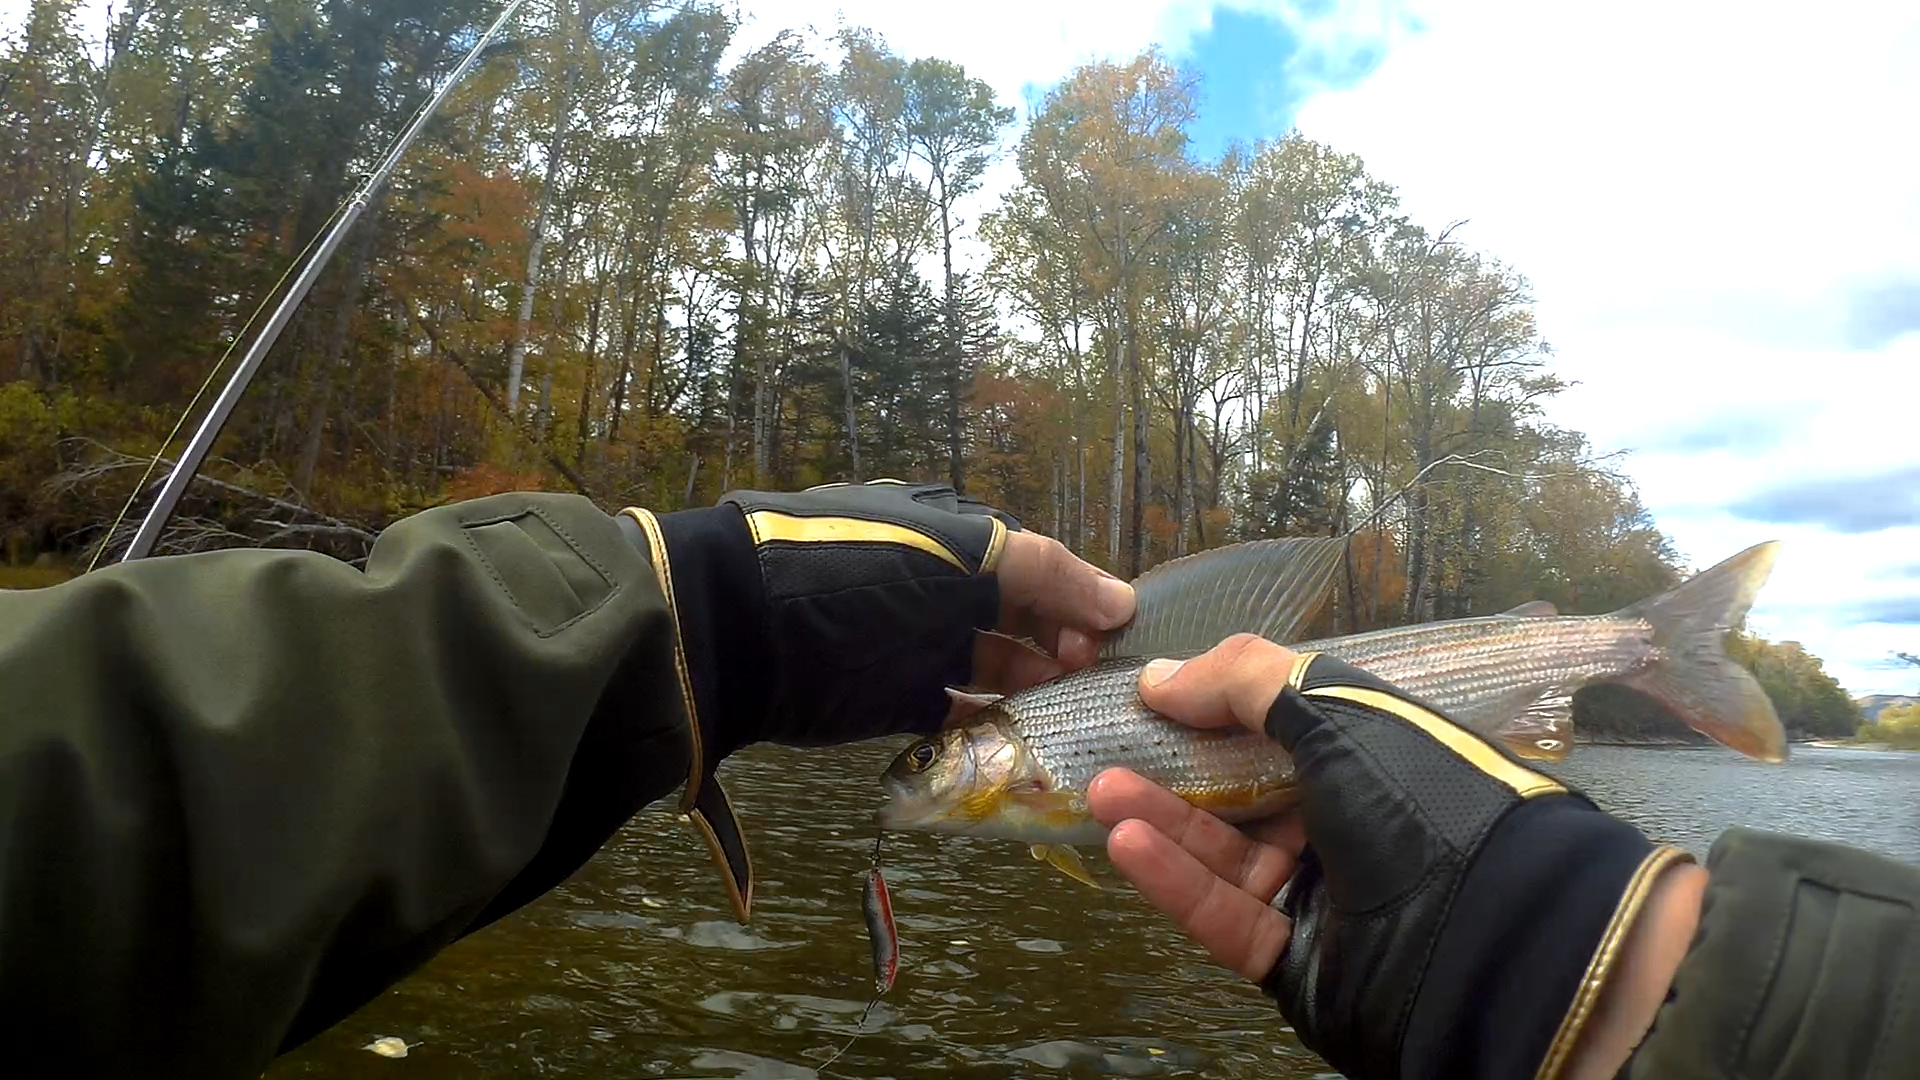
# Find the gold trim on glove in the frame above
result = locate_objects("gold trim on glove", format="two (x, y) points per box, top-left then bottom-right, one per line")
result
(742, 509), (969, 572)
(1303, 685), (1567, 800)
(619, 507), (706, 811)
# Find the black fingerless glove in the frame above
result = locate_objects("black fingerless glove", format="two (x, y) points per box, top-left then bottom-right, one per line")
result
(1260, 655), (1693, 1080)
(618, 481), (1017, 921)
(645, 481), (1015, 759)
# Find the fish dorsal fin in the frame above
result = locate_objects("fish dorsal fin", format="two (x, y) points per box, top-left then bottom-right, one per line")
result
(1500, 600), (1559, 618)
(1102, 537), (1348, 659)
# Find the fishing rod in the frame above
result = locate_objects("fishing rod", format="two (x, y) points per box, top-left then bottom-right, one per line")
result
(111, 0), (529, 564)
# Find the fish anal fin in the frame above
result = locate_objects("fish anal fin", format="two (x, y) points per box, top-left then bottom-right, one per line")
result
(1450, 683), (1556, 737)
(1499, 600), (1559, 618)
(1030, 843), (1105, 890)
(1496, 691), (1575, 763)
(1103, 537), (1349, 659)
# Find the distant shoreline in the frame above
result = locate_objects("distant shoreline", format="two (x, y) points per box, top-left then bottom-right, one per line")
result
(1805, 739), (1915, 752)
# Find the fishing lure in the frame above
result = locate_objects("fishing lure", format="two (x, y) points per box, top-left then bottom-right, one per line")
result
(863, 860), (899, 995)
(819, 834), (898, 1072)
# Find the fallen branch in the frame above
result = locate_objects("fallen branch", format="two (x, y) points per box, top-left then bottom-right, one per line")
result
(49, 439), (378, 561)
(408, 314), (599, 501)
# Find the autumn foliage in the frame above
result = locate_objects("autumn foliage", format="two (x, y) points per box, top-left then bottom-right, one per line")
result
(0, 0), (1707, 635)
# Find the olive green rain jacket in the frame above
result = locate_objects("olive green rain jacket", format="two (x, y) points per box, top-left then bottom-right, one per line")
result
(0, 491), (1916, 1079)
(0, 493), (715, 1076)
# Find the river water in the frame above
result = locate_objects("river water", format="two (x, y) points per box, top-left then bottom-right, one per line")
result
(267, 742), (1920, 1079)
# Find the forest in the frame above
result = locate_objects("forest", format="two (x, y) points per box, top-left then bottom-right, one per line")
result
(0, 0), (1860, 737)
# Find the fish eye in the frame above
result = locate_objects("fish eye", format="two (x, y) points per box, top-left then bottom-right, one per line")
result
(907, 741), (939, 772)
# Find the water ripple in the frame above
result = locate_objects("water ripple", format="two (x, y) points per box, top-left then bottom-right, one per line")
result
(268, 742), (1920, 1078)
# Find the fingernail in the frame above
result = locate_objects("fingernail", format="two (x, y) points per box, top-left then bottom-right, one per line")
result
(1142, 658), (1184, 687)
(1097, 578), (1136, 625)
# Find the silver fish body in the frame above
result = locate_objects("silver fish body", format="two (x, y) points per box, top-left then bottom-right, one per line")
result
(876, 541), (1786, 846)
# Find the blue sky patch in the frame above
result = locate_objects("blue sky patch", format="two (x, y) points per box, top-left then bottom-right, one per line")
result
(1631, 411), (1789, 455)
(1728, 463), (1920, 534)
(1845, 277), (1920, 349)
(1850, 596), (1920, 626)
(1176, 5), (1399, 161)
(1012, 4), (1410, 162)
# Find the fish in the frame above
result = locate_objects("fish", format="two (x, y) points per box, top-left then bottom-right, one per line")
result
(875, 537), (1787, 857)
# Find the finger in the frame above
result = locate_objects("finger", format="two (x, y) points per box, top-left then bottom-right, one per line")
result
(1138, 634), (1298, 735)
(1088, 769), (1295, 900)
(996, 531), (1135, 634)
(1108, 819), (1292, 982)
(1055, 626), (1099, 669)
(972, 631), (1064, 694)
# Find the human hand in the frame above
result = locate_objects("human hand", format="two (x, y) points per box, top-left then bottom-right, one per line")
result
(1090, 633), (1697, 1080)
(649, 481), (1134, 757)
(1086, 636), (1304, 979)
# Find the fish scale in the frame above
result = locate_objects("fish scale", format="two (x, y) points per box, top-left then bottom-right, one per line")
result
(1003, 616), (1654, 807)
(1004, 659), (1293, 803)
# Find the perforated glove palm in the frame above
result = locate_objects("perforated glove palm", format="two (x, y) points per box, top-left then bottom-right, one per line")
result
(1263, 659), (1687, 1080)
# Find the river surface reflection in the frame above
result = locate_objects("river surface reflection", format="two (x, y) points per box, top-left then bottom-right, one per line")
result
(268, 742), (1920, 1078)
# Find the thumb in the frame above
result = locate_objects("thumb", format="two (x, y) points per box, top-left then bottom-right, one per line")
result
(1137, 634), (1299, 736)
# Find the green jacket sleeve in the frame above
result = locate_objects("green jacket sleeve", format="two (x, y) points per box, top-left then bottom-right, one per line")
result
(1626, 828), (1920, 1079)
(0, 492), (696, 1078)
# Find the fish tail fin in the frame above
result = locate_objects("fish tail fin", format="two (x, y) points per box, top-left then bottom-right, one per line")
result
(1613, 541), (1787, 762)
(1031, 844), (1106, 890)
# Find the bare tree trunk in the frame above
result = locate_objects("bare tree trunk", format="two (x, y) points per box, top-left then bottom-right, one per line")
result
(842, 339), (861, 478)
(1188, 438), (1204, 552)
(1077, 440), (1087, 558)
(682, 451), (701, 508)
(508, 82), (570, 417)
(941, 197), (964, 492)
(575, 274), (607, 467)
(294, 192), (384, 497)
(1127, 306), (1147, 577)
(1109, 402), (1124, 569)
(1167, 399), (1182, 557)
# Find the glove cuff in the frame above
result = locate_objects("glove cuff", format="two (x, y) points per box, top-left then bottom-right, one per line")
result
(1402, 795), (1686, 1080)
(645, 503), (772, 766)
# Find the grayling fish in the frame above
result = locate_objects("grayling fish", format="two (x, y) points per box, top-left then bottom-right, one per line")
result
(874, 538), (1786, 866)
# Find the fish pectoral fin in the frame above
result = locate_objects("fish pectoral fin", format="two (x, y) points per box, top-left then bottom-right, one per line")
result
(1495, 690), (1576, 762)
(1030, 843), (1106, 890)
(945, 686), (1005, 718)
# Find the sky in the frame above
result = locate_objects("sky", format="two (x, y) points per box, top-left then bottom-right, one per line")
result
(738, 0), (1920, 698)
(6, 0), (1917, 694)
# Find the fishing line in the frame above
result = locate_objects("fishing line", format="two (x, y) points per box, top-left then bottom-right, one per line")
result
(817, 832), (894, 1075)
(87, 200), (350, 572)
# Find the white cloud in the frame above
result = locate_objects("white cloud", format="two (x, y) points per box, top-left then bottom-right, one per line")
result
(1285, 0), (1920, 695)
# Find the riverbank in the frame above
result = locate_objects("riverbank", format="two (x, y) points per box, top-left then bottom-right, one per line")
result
(1806, 739), (1918, 752)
